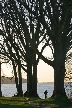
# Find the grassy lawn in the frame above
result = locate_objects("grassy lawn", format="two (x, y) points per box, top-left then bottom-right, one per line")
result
(0, 96), (72, 108)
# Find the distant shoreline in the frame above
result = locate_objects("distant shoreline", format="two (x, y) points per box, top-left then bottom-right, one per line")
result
(1, 76), (27, 84)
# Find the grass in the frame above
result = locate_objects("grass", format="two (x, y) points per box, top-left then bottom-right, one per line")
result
(0, 96), (72, 108)
(0, 97), (39, 108)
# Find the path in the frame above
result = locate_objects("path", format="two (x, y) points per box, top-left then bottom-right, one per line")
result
(24, 98), (72, 108)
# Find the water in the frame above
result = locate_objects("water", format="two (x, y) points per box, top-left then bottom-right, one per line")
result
(1, 82), (54, 99)
(37, 82), (54, 98)
(1, 82), (71, 99)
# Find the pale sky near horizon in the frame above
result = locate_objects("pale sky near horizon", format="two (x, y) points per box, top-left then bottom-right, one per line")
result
(1, 46), (72, 82)
(1, 46), (54, 83)
(1, 60), (54, 82)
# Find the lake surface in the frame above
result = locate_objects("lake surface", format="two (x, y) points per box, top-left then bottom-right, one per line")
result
(1, 82), (71, 99)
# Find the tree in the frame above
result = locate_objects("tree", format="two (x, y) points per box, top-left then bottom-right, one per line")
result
(1, 0), (72, 97)
(16, 0), (72, 97)
(0, 0), (40, 97)
(0, 1), (24, 96)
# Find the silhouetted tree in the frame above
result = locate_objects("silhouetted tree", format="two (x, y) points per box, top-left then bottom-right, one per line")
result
(1, 0), (72, 97)
(17, 0), (72, 97)
(0, 0), (40, 97)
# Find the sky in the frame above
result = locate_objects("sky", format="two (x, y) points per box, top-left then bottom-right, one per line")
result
(37, 60), (54, 82)
(1, 46), (54, 83)
(1, 60), (54, 83)
(0, 26), (54, 83)
(1, 45), (72, 83)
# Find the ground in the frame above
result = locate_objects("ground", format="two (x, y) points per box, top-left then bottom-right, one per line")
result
(0, 96), (72, 108)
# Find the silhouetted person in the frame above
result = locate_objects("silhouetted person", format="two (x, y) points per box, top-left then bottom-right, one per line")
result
(44, 90), (48, 99)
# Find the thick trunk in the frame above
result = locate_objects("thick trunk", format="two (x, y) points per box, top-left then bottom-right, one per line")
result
(24, 48), (32, 97)
(18, 59), (23, 96)
(32, 53), (38, 97)
(52, 42), (66, 97)
(27, 62), (32, 93)
(24, 61), (32, 96)
(24, 47), (38, 97)
(31, 33), (38, 97)
(53, 63), (66, 97)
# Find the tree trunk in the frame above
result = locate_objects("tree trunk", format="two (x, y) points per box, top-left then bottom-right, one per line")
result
(32, 52), (38, 97)
(24, 59), (32, 96)
(53, 62), (66, 97)
(24, 47), (32, 97)
(18, 58), (23, 96)
(27, 61), (32, 94)
(52, 42), (66, 97)
(12, 61), (19, 94)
